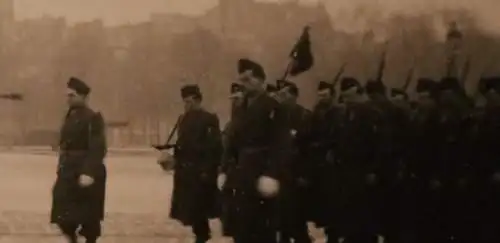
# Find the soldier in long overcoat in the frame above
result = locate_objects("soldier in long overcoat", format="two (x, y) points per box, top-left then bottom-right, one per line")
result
(307, 81), (342, 243)
(275, 79), (313, 243)
(155, 84), (222, 243)
(336, 77), (381, 243)
(366, 81), (414, 243)
(386, 88), (416, 243)
(472, 77), (500, 242)
(434, 77), (476, 242)
(219, 82), (245, 238)
(408, 78), (442, 243)
(51, 77), (107, 243)
(218, 58), (283, 243)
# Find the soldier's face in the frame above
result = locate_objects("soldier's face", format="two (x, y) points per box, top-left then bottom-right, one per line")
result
(277, 87), (292, 103)
(391, 95), (408, 107)
(341, 87), (359, 102)
(440, 90), (459, 105)
(239, 71), (262, 93)
(230, 94), (244, 107)
(66, 89), (85, 107)
(417, 92), (431, 103)
(317, 89), (332, 103)
(390, 94), (405, 102)
(183, 96), (199, 111)
(268, 92), (279, 100)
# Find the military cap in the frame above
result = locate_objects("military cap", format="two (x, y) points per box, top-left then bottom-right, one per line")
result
(390, 88), (408, 100)
(317, 81), (334, 91)
(67, 77), (91, 96)
(266, 83), (278, 93)
(340, 77), (361, 92)
(416, 78), (437, 93)
(365, 79), (386, 95)
(181, 84), (202, 99)
(277, 79), (298, 96)
(238, 58), (266, 80)
(439, 76), (461, 92)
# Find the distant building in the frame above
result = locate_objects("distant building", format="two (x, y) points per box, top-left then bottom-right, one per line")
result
(149, 13), (198, 34)
(0, 0), (14, 23)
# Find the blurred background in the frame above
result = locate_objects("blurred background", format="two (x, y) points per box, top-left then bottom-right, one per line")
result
(0, 0), (498, 147)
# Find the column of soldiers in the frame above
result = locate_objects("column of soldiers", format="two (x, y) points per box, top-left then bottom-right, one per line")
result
(215, 58), (500, 243)
(52, 57), (499, 243)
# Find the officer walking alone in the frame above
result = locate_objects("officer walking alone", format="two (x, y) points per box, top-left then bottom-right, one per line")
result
(51, 77), (107, 243)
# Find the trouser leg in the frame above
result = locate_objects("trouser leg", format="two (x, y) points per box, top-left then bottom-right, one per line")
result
(57, 222), (78, 243)
(192, 218), (210, 242)
(79, 221), (101, 243)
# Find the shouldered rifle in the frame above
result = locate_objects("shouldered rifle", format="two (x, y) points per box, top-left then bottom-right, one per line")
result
(375, 41), (389, 83)
(152, 115), (182, 150)
(332, 62), (347, 87)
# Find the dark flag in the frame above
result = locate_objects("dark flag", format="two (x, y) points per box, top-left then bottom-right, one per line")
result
(287, 26), (314, 77)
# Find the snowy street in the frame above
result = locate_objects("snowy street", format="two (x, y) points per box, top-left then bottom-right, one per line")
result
(0, 150), (324, 242)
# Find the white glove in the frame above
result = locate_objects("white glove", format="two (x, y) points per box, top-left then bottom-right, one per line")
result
(217, 173), (226, 191)
(257, 176), (280, 197)
(79, 174), (94, 187)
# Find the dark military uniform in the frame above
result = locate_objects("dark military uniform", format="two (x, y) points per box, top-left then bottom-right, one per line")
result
(51, 77), (107, 243)
(226, 59), (283, 243)
(165, 85), (222, 242)
(307, 81), (341, 242)
(473, 77), (500, 242)
(386, 88), (416, 243)
(433, 77), (476, 242)
(220, 83), (245, 237)
(275, 80), (313, 243)
(336, 78), (381, 243)
(366, 80), (414, 242)
(408, 78), (442, 242)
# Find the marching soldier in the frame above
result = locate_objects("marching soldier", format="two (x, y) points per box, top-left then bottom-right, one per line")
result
(336, 77), (381, 243)
(154, 84), (222, 243)
(275, 79), (313, 243)
(409, 78), (441, 243)
(218, 58), (283, 243)
(473, 77), (500, 243)
(219, 82), (245, 238)
(434, 77), (476, 243)
(387, 88), (415, 243)
(307, 81), (342, 243)
(365, 79), (399, 243)
(51, 77), (107, 243)
(389, 88), (411, 112)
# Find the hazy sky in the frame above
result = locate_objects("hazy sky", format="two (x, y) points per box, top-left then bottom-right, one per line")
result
(14, 0), (500, 34)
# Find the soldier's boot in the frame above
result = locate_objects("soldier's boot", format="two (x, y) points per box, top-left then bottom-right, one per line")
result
(194, 238), (209, 243)
(85, 237), (97, 243)
(192, 218), (210, 243)
(58, 223), (78, 243)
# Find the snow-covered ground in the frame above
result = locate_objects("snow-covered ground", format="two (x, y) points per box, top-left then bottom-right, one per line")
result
(0, 151), (326, 242)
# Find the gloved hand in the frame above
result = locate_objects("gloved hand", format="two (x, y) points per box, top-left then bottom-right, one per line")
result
(217, 173), (227, 191)
(257, 176), (280, 198)
(79, 174), (94, 187)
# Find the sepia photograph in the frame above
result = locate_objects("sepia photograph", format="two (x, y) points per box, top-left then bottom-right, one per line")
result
(0, 0), (499, 242)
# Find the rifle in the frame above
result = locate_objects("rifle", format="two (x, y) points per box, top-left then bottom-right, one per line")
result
(402, 57), (416, 91)
(332, 62), (347, 87)
(152, 115), (182, 150)
(375, 41), (389, 83)
(460, 55), (471, 85)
